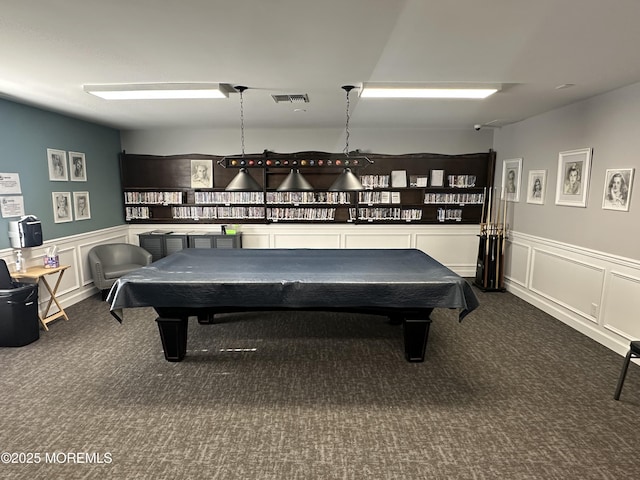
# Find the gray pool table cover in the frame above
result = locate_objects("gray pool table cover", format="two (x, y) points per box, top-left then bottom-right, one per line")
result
(108, 248), (479, 320)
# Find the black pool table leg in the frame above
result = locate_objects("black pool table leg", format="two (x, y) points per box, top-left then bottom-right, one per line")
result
(197, 314), (215, 324)
(155, 316), (188, 362)
(403, 310), (433, 362)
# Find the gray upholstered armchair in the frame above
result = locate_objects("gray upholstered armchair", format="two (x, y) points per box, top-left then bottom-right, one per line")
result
(88, 243), (152, 299)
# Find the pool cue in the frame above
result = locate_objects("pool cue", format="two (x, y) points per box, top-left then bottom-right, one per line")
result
(499, 192), (508, 288)
(483, 186), (492, 288)
(476, 186), (487, 287)
(495, 188), (504, 288)
(480, 186), (487, 230)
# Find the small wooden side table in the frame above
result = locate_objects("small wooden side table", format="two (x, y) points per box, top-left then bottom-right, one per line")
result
(12, 265), (71, 331)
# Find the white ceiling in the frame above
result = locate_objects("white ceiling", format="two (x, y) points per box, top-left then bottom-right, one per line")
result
(3, 0), (640, 132)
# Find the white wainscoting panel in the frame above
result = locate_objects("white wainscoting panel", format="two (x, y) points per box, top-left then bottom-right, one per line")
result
(344, 233), (412, 249)
(504, 241), (529, 288)
(241, 233), (270, 248)
(504, 231), (640, 356)
(47, 246), (79, 296)
(273, 233), (342, 248)
(415, 231), (477, 274)
(530, 249), (604, 322)
(602, 271), (640, 340)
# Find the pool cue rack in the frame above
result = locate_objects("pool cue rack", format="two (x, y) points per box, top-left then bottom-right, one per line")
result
(474, 186), (507, 292)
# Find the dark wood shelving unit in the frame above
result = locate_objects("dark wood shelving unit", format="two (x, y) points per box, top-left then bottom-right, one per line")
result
(120, 150), (496, 225)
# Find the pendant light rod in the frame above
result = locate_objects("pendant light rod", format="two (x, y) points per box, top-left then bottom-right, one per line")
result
(342, 85), (355, 156)
(235, 85), (248, 156)
(224, 85), (261, 191)
(329, 85), (365, 191)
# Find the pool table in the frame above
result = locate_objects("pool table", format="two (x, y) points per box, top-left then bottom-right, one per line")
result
(108, 248), (479, 362)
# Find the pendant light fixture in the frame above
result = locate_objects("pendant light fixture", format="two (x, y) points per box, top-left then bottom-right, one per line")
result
(225, 86), (262, 192)
(329, 85), (365, 191)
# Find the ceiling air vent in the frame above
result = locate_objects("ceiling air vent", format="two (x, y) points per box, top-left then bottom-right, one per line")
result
(271, 94), (309, 104)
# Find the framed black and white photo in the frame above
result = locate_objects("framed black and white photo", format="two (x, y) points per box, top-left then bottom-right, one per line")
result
(430, 169), (444, 187)
(47, 149), (68, 181)
(602, 168), (634, 211)
(69, 152), (87, 181)
(526, 170), (547, 205)
(555, 148), (592, 207)
(190, 159), (213, 188)
(73, 191), (91, 220)
(52, 192), (72, 223)
(501, 158), (522, 202)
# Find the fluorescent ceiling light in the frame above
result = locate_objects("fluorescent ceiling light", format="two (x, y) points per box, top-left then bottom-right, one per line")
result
(360, 83), (500, 99)
(83, 83), (231, 100)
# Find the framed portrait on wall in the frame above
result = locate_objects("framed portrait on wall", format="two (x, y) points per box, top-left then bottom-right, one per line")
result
(526, 170), (547, 205)
(69, 152), (87, 181)
(555, 148), (592, 207)
(501, 158), (522, 202)
(190, 159), (213, 188)
(52, 192), (73, 223)
(47, 149), (68, 181)
(73, 191), (91, 220)
(430, 169), (444, 187)
(602, 168), (634, 211)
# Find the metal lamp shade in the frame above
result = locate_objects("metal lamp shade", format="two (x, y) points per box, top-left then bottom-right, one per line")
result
(328, 168), (364, 191)
(277, 169), (314, 191)
(225, 168), (262, 191)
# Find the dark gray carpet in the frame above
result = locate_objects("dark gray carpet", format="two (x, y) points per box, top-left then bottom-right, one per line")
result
(0, 286), (638, 479)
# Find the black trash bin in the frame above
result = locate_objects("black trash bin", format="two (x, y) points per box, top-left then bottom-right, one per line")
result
(0, 283), (39, 347)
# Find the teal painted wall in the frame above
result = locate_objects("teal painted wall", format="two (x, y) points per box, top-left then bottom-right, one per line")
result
(0, 98), (123, 249)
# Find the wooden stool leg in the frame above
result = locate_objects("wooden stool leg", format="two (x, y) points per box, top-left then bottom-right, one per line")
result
(614, 349), (633, 400)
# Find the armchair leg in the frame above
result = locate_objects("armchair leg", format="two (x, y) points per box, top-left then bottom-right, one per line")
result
(614, 349), (634, 400)
(101, 289), (109, 301)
